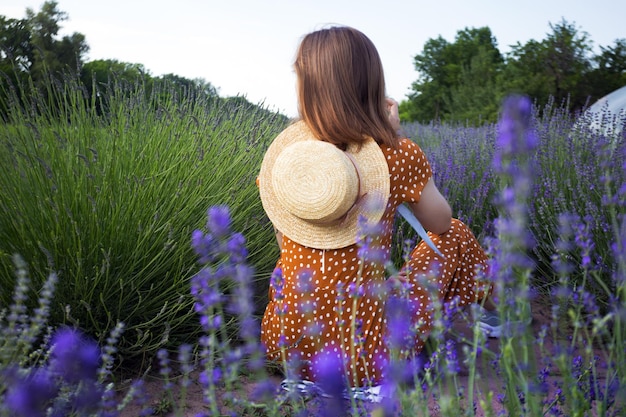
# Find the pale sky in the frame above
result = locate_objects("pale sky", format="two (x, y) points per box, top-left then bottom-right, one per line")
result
(3, 0), (625, 117)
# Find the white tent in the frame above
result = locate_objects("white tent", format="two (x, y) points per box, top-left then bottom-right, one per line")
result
(583, 85), (626, 135)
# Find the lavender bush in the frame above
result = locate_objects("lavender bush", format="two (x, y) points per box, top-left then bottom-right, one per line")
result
(404, 98), (625, 312)
(0, 73), (287, 362)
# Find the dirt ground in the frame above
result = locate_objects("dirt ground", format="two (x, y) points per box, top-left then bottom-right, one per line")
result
(117, 294), (608, 416)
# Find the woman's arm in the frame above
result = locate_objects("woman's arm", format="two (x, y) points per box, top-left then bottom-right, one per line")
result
(408, 178), (452, 235)
(385, 98), (451, 234)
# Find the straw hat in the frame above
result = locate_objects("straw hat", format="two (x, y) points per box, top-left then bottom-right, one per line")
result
(258, 121), (390, 249)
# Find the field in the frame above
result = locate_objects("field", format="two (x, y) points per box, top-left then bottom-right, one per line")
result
(0, 77), (624, 416)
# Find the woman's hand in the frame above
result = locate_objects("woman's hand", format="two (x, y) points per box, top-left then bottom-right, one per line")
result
(386, 98), (401, 132)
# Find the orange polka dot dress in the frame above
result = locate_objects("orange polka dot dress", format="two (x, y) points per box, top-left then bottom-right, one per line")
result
(260, 138), (491, 386)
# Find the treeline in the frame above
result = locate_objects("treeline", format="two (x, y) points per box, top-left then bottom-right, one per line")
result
(2, 2), (625, 126)
(0, 1), (272, 120)
(400, 21), (626, 125)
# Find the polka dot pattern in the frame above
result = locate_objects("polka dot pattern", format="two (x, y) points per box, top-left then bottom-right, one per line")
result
(260, 138), (491, 386)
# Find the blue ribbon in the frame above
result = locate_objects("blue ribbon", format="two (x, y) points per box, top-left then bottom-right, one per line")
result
(397, 204), (445, 259)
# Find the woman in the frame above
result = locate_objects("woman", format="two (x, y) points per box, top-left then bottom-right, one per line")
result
(257, 26), (494, 387)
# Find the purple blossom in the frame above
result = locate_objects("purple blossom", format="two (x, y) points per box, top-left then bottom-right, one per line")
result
(249, 379), (279, 402)
(385, 294), (414, 351)
(444, 339), (460, 375)
(295, 268), (314, 292)
(346, 282), (365, 299)
(226, 232), (248, 263)
(270, 267), (284, 299)
(199, 368), (222, 386)
(198, 313), (222, 331)
(493, 95), (537, 174)
(4, 367), (58, 417)
(312, 348), (348, 416)
(573, 215), (596, 269)
(191, 229), (216, 264)
(206, 205), (232, 238)
(238, 315), (259, 340)
(383, 354), (425, 387)
(49, 327), (101, 384)
(71, 380), (104, 413)
(356, 215), (387, 263)
(157, 349), (173, 390)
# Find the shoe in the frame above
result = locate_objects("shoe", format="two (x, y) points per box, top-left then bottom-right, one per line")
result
(280, 379), (386, 403)
(478, 309), (503, 338)
(478, 308), (530, 338)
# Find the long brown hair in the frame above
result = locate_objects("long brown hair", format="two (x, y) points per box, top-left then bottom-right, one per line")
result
(294, 26), (398, 149)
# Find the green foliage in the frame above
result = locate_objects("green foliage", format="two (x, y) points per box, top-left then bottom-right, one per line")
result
(585, 39), (626, 101)
(501, 19), (593, 110)
(81, 59), (148, 87)
(446, 47), (503, 123)
(4, 1), (88, 80)
(407, 27), (503, 124)
(404, 19), (626, 126)
(0, 2), (220, 125)
(0, 72), (288, 363)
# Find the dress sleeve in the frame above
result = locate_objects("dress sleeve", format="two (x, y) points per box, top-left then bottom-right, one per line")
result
(394, 138), (432, 204)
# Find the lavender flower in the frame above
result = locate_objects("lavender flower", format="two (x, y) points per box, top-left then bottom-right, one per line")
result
(190, 205), (270, 414)
(270, 267), (285, 301)
(126, 379), (154, 416)
(249, 379), (280, 402)
(70, 380), (104, 414)
(49, 327), (100, 384)
(206, 205), (232, 238)
(385, 294), (415, 352)
(493, 95), (538, 174)
(312, 348), (348, 417)
(157, 348), (173, 390)
(444, 339), (460, 375)
(99, 322), (125, 382)
(3, 368), (58, 417)
(356, 214), (386, 264)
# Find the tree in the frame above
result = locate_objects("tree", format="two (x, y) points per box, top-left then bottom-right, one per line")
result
(447, 46), (502, 124)
(584, 38), (626, 102)
(0, 1), (88, 84)
(544, 20), (593, 108)
(81, 59), (148, 86)
(157, 73), (219, 98)
(406, 35), (450, 122)
(499, 39), (554, 104)
(405, 27), (503, 124)
(500, 19), (593, 110)
(0, 16), (33, 75)
(25, 1), (89, 77)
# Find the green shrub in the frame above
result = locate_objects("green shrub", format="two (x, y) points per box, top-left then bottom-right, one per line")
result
(0, 73), (288, 363)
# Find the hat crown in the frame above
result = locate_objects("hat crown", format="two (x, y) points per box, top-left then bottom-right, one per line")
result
(271, 141), (359, 224)
(258, 121), (390, 249)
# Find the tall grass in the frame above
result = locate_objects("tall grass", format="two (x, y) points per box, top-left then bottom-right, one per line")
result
(0, 73), (287, 362)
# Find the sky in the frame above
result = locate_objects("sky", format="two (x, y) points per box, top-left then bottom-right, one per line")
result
(3, 0), (625, 117)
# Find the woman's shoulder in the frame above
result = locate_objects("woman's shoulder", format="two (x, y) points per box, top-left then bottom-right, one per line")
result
(381, 137), (425, 156)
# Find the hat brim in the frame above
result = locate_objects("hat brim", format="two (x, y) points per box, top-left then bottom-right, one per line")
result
(258, 121), (390, 249)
